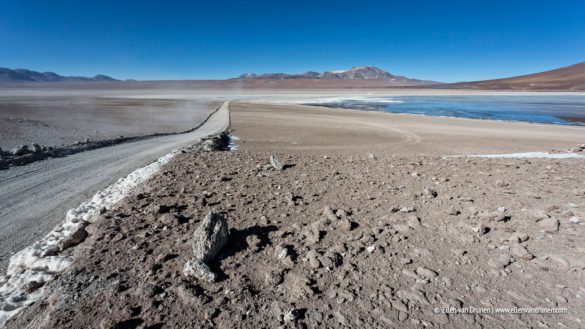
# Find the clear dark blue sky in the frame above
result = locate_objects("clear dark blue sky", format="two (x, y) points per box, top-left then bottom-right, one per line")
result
(1, 0), (584, 82)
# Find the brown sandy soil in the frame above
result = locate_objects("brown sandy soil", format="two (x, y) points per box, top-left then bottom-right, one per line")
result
(231, 102), (585, 155)
(6, 104), (585, 329)
(0, 96), (218, 150)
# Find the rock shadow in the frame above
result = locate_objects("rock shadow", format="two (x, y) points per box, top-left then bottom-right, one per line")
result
(211, 224), (277, 281)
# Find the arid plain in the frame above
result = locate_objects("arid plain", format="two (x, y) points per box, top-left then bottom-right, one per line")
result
(1, 86), (585, 328)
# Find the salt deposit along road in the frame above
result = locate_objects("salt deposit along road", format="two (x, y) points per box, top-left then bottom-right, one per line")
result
(0, 101), (230, 272)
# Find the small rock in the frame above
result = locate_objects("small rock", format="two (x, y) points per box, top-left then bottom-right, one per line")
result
(416, 267), (438, 279)
(11, 145), (29, 156)
(305, 250), (321, 268)
(479, 210), (507, 222)
(406, 216), (421, 228)
(400, 207), (415, 213)
(270, 154), (284, 171)
(322, 206), (338, 222)
(154, 253), (176, 264)
(303, 226), (321, 245)
(310, 311), (324, 324)
(274, 244), (289, 260)
(445, 207), (460, 216)
(24, 279), (45, 293)
(511, 244), (534, 260)
(488, 254), (512, 269)
(402, 269), (419, 280)
(31, 143), (42, 153)
(539, 218), (559, 232)
(283, 308), (300, 323)
(319, 251), (342, 268)
(184, 260), (216, 282)
(264, 269), (284, 286)
(391, 299), (408, 312)
(423, 188), (437, 198)
(246, 234), (261, 251)
(285, 273), (314, 299)
(204, 308), (219, 320)
(569, 216), (581, 224)
(145, 283), (164, 297)
(547, 255), (570, 271)
(100, 318), (115, 329)
(529, 209), (550, 221)
(472, 223), (489, 235)
(396, 289), (429, 305)
(449, 298), (464, 308)
(335, 311), (347, 325)
(508, 232), (529, 243)
(338, 218), (353, 231)
(497, 254), (513, 266)
(442, 276), (452, 286)
(202, 136), (224, 151)
(59, 224), (88, 250)
(335, 209), (349, 218)
(159, 213), (179, 226)
(399, 257), (412, 265)
(452, 249), (467, 257)
(398, 311), (409, 321)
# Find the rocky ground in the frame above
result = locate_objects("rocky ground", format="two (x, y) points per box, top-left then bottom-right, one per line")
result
(6, 147), (585, 328)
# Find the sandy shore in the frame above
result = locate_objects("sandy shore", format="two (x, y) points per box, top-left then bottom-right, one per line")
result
(231, 102), (585, 155)
(3, 102), (585, 328)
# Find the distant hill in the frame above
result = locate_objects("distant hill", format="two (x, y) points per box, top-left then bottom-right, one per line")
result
(0, 67), (117, 83)
(237, 66), (440, 86)
(444, 62), (585, 91)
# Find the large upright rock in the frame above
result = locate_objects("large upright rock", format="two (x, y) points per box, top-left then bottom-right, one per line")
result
(192, 212), (228, 262)
(183, 211), (228, 282)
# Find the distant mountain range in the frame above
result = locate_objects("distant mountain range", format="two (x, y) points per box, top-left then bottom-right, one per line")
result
(2, 62), (583, 90)
(0, 67), (117, 83)
(237, 66), (439, 86)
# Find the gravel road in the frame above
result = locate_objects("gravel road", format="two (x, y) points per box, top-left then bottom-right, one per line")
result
(0, 101), (230, 272)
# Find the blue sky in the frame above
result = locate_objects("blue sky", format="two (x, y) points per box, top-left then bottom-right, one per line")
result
(1, 0), (584, 82)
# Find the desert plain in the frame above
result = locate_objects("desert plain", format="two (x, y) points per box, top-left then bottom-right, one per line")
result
(1, 87), (585, 328)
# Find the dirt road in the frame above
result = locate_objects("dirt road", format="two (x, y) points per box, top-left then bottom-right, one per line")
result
(0, 101), (230, 271)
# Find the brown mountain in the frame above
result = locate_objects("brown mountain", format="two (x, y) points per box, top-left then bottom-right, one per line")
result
(445, 61), (585, 91)
(0, 67), (117, 83)
(237, 66), (440, 86)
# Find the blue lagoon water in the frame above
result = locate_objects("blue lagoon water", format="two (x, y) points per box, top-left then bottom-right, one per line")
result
(307, 95), (585, 126)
